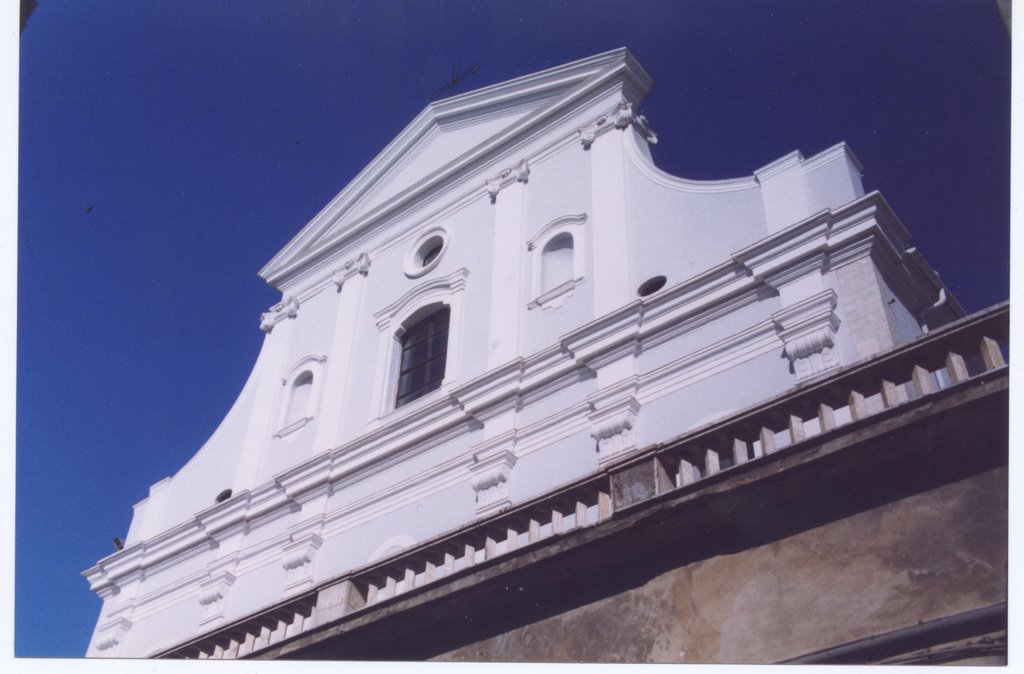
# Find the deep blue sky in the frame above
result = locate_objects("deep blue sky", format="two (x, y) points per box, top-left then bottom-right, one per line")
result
(16, 0), (1010, 659)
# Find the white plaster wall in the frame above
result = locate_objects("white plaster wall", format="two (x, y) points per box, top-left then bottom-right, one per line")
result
(510, 428), (598, 499)
(637, 350), (792, 449)
(86, 52), (957, 659)
(624, 161), (768, 292)
(803, 147), (865, 213)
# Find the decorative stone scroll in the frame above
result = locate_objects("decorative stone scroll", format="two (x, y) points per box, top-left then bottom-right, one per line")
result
(590, 396), (641, 465)
(260, 295), (301, 333)
(485, 159), (530, 203)
(333, 252), (372, 291)
(579, 101), (658, 150)
(772, 290), (842, 381)
(469, 448), (517, 515)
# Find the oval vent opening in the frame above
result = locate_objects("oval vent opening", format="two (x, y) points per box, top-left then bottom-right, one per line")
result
(215, 489), (233, 504)
(637, 275), (667, 297)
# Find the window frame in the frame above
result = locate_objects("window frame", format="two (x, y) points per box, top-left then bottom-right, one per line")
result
(369, 267), (469, 424)
(275, 354), (327, 439)
(394, 305), (450, 408)
(526, 213), (588, 310)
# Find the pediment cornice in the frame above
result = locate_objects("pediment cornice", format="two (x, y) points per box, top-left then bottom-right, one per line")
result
(259, 48), (652, 288)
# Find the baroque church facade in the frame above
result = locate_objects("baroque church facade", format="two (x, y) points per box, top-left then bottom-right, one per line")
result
(83, 49), (1007, 663)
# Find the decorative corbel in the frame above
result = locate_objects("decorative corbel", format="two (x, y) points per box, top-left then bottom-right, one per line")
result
(589, 396), (641, 465)
(468, 448), (517, 515)
(281, 533), (323, 592)
(772, 290), (842, 381)
(92, 617), (133, 655)
(197, 571), (236, 626)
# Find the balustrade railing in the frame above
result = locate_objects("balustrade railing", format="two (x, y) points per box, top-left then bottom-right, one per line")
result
(645, 305), (1007, 496)
(166, 303), (1008, 660)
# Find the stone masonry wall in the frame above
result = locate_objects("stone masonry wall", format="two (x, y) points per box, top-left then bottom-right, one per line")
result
(434, 466), (1007, 664)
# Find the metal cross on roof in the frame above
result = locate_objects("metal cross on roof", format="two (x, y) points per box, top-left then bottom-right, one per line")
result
(430, 62), (480, 101)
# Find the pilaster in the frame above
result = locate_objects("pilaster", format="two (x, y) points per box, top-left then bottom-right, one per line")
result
(585, 104), (635, 316)
(314, 253), (371, 450)
(486, 159), (528, 368)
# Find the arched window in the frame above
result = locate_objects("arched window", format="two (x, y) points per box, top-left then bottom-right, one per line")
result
(286, 371), (313, 424)
(396, 306), (450, 408)
(540, 232), (574, 294)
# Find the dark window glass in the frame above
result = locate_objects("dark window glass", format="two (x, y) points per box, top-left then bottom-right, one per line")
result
(421, 241), (443, 267)
(396, 306), (450, 407)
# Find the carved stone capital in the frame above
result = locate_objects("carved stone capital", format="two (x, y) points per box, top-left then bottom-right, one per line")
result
(486, 159), (530, 203)
(333, 252), (372, 290)
(260, 295), (301, 333)
(633, 113), (658, 145)
(579, 101), (657, 149)
(772, 290), (842, 381)
(612, 101), (635, 128)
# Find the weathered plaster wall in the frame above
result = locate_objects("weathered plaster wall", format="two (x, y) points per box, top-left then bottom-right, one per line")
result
(435, 466), (1006, 664)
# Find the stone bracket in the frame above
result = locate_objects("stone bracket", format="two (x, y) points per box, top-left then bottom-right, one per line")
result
(92, 617), (133, 655)
(469, 447), (518, 516)
(282, 532), (324, 592)
(590, 395), (641, 465)
(772, 290), (842, 381)
(197, 570), (237, 626)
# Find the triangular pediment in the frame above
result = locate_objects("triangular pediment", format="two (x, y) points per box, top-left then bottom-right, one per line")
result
(260, 48), (651, 288)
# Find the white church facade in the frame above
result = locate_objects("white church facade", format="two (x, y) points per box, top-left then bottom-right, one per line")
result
(83, 49), (1001, 662)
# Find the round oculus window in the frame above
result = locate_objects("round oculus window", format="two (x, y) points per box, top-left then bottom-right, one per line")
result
(404, 229), (448, 278)
(637, 275), (667, 297)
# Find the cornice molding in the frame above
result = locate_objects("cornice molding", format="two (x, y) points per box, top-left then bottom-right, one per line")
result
(260, 48), (651, 288)
(85, 192), (955, 614)
(622, 129), (758, 193)
(526, 213), (587, 251)
(373, 267), (470, 332)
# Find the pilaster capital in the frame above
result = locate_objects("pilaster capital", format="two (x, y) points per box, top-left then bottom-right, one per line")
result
(579, 101), (657, 149)
(486, 159), (530, 203)
(260, 295), (301, 333)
